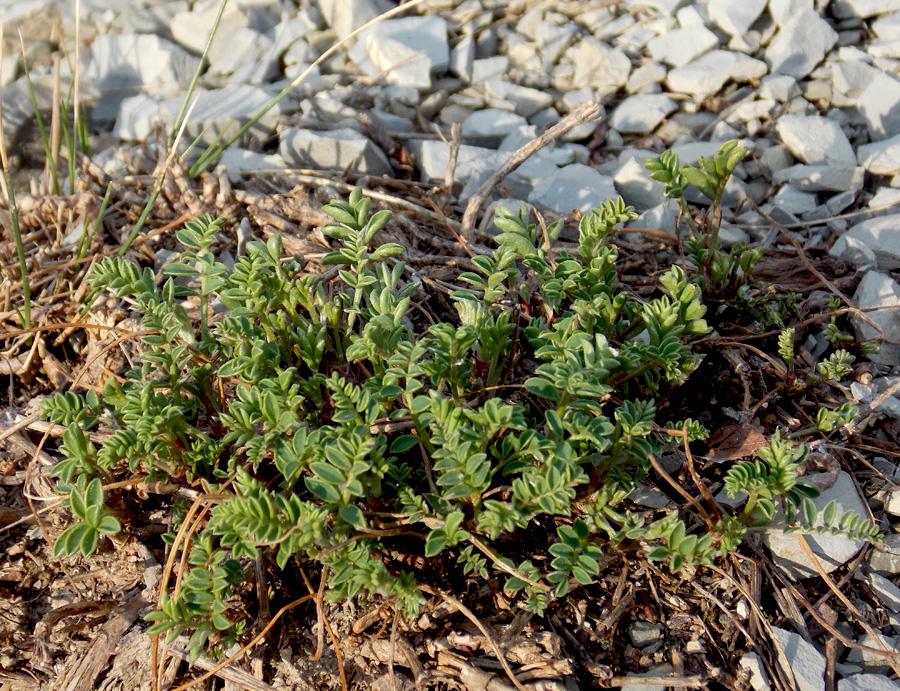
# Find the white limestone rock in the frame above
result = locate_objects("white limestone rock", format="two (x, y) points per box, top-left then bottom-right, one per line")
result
(609, 94), (677, 133)
(738, 653), (772, 691)
(627, 200), (679, 237)
(874, 12), (900, 40)
(858, 134), (900, 175)
(852, 270), (900, 366)
(219, 148), (286, 173)
(483, 81), (553, 118)
(471, 56), (509, 84)
(528, 164), (618, 215)
(613, 158), (665, 211)
(279, 126), (392, 176)
(450, 33), (475, 82)
(666, 50), (767, 96)
(348, 16), (448, 80)
(869, 534), (900, 574)
(159, 84), (283, 146)
(113, 94), (159, 141)
(319, 0), (393, 42)
(763, 472), (868, 578)
(646, 25), (719, 68)
(570, 38), (631, 90)
(772, 164), (865, 192)
(832, 60), (881, 98)
(771, 185), (817, 215)
(769, 0), (813, 27)
(776, 114), (856, 167)
(833, 0), (900, 19)
(708, 0), (767, 36)
(462, 109), (528, 145)
(626, 62), (667, 92)
(847, 633), (900, 673)
(770, 627), (825, 691)
(832, 215), (900, 270)
(866, 572), (900, 612)
(766, 8), (838, 78)
(859, 71), (900, 140)
(86, 33), (200, 91)
(839, 674), (900, 691)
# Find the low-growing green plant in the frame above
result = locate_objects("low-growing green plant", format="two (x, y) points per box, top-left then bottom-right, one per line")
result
(43, 188), (880, 660)
(645, 141), (764, 299)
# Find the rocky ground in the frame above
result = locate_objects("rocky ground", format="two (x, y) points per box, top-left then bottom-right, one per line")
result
(3, 0), (900, 689)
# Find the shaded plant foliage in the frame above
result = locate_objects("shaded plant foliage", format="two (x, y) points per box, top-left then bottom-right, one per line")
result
(43, 181), (879, 661)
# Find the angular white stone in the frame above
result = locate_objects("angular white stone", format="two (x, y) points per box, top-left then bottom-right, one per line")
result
(483, 81), (553, 118)
(776, 114), (856, 166)
(348, 16), (448, 78)
(764, 472), (868, 578)
(771, 627), (825, 691)
(832, 60), (881, 97)
(319, 0), (393, 42)
(833, 0), (900, 19)
(839, 674), (900, 691)
(858, 134), (900, 174)
(708, 0), (767, 35)
(847, 633), (900, 673)
(159, 84), (283, 146)
(869, 533), (900, 573)
(279, 127), (392, 176)
(759, 73), (802, 102)
(874, 12), (900, 40)
(769, 0), (813, 27)
(627, 200), (678, 237)
(867, 572), (900, 612)
(766, 8), (838, 78)
(571, 39), (631, 89)
(471, 56), (509, 84)
(772, 165), (865, 192)
(771, 185), (817, 215)
(610, 95), (677, 133)
(859, 71), (900, 140)
(667, 50), (767, 96)
(852, 270), (900, 366)
(613, 158), (665, 211)
(450, 33), (475, 82)
(219, 148), (286, 173)
(367, 36), (433, 89)
(86, 34), (201, 90)
(738, 653), (772, 691)
(462, 109), (528, 143)
(113, 94), (160, 141)
(646, 25), (719, 68)
(833, 215), (900, 270)
(626, 62), (667, 92)
(528, 164), (618, 215)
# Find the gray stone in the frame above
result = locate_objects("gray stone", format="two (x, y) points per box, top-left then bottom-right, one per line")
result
(471, 56), (508, 84)
(367, 36), (433, 89)
(834, 215), (900, 270)
(776, 114), (856, 166)
(738, 652), (772, 691)
(169, 4), (249, 56)
(614, 158), (665, 210)
(319, 0), (393, 42)
(858, 134), (900, 175)
(833, 60), (881, 98)
(772, 165), (865, 192)
(766, 8), (838, 78)
(528, 164), (618, 215)
(708, 0), (767, 36)
(450, 33), (475, 82)
(852, 271), (900, 366)
(571, 39), (631, 90)
(769, 0), (813, 27)
(628, 621), (663, 648)
(666, 50), (767, 96)
(869, 533), (900, 574)
(830, 235), (878, 266)
(86, 34), (201, 120)
(349, 16), (448, 82)
(764, 472), (868, 578)
(760, 145), (795, 174)
(839, 674), (900, 691)
(113, 94), (159, 141)
(859, 71), (900, 140)
(646, 25), (719, 68)
(771, 627), (825, 691)
(626, 62), (667, 92)
(219, 148), (285, 173)
(627, 200), (679, 237)
(874, 12), (900, 40)
(610, 95), (677, 134)
(159, 84), (283, 146)
(279, 127), (391, 175)
(771, 185), (818, 215)
(462, 109), (528, 146)
(483, 81), (553, 119)
(833, 0), (900, 18)
(847, 633), (900, 673)
(867, 572), (900, 612)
